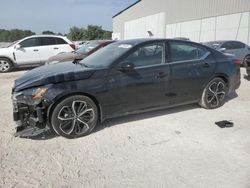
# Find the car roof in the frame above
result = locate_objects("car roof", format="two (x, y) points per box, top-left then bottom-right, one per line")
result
(204, 40), (244, 43)
(27, 34), (66, 38)
(114, 38), (203, 47)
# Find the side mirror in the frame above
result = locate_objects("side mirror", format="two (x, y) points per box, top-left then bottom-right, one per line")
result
(118, 62), (135, 71)
(219, 48), (226, 52)
(15, 44), (21, 50)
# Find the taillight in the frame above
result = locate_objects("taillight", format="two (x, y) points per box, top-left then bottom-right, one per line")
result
(234, 59), (242, 65)
(70, 44), (75, 50)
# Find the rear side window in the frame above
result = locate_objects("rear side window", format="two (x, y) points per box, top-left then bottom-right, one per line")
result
(40, 37), (57, 46)
(169, 42), (208, 62)
(55, 37), (67, 44)
(221, 41), (245, 50)
(20, 38), (40, 48)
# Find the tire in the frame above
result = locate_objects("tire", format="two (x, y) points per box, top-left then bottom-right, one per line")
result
(51, 95), (98, 139)
(243, 55), (250, 67)
(199, 78), (228, 109)
(0, 58), (13, 73)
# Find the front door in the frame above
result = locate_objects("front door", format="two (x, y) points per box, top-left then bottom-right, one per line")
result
(107, 42), (171, 115)
(15, 37), (41, 65)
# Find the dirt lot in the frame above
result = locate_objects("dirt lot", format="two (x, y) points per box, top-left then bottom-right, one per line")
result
(0, 68), (250, 188)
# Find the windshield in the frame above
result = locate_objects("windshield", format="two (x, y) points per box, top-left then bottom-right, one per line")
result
(80, 42), (133, 68)
(204, 42), (222, 49)
(76, 41), (102, 54)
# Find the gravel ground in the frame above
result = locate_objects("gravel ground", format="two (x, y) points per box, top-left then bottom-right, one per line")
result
(0, 68), (250, 188)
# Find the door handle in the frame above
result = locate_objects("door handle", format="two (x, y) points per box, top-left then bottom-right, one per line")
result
(33, 49), (39, 52)
(54, 47), (59, 50)
(156, 72), (168, 78)
(202, 62), (210, 68)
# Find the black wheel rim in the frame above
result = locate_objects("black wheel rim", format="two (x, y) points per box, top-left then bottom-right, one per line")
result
(206, 81), (226, 108)
(57, 100), (95, 135)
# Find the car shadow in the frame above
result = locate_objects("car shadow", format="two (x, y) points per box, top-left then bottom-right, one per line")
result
(21, 91), (238, 140)
(93, 104), (198, 134)
(13, 67), (35, 72)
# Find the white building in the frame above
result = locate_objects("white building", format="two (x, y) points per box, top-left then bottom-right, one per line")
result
(112, 0), (250, 44)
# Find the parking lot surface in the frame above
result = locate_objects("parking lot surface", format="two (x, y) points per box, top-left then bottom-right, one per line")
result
(0, 69), (250, 188)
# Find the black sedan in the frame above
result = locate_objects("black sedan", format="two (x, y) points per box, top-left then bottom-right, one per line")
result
(12, 39), (241, 138)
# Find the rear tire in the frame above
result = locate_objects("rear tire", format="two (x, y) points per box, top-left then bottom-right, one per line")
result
(51, 95), (98, 139)
(0, 58), (13, 73)
(199, 78), (228, 109)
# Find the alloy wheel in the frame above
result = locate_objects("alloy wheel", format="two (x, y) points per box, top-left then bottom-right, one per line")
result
(206, 81), (226, 108)
(0, 60), (10, 72)
(57, 100), (95, 135)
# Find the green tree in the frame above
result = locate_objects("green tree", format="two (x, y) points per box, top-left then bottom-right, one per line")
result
(67, 25), (112, 41)
(102, 31), (112, 40)
(0, 29), (35, 42)
(42, 30), (55, 35)
(67, 26), (85, 41)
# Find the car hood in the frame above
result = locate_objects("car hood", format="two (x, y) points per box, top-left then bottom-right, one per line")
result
(0, 47), (11, 52)
(14, 61), (95, 92)
(47, 52), (87, 63)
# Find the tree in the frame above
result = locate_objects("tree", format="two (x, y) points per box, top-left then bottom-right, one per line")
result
(67, 25), (112, 41)
(102, 31), (112, 40)
(42, 30), (55, 35)
(0, 29), (35, 42)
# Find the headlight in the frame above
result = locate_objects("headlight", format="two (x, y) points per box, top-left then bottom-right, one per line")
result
(12, 86), (50, 105)
(31, 87), (48, 99)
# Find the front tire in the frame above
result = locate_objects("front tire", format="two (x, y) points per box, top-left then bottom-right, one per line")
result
(0, 58), (13, 73)
(199, 78), (228, 109)
(51, 95), (98, 139)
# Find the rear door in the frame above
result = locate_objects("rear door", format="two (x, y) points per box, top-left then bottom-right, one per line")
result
(168, 41), (216, 104)
(15, 37), (41, 65)
(39, 37), (71, 63)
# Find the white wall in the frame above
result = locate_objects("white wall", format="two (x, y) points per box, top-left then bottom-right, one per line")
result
(123, 12), (166, 39)
(165, 11), (250, 44)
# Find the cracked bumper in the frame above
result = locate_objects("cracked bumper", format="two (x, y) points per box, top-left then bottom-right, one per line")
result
(12, 97), (49, 137)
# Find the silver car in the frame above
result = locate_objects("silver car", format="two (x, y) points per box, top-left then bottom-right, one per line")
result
(204, 40), (250, 67)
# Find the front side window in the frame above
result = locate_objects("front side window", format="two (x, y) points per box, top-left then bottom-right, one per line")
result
(169, 42), (208, 62)
(125, 43), (165, 68)
(221, 42), (233, 50)
(19, 38), (40, 48)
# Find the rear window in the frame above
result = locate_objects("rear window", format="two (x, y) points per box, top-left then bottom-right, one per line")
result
(221, 41), (245, 50)
(55, 37), (67, 44)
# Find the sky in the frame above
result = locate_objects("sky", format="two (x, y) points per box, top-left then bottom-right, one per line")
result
(0, 0), (137, 34)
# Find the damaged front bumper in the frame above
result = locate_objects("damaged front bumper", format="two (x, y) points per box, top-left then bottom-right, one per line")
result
(12, 88), (51, 137)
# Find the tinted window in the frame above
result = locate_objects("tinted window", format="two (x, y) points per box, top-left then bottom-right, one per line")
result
(20, 38), (40, 48)
(40, 37), (57, 46)
(221, 41), (245, 50)
(81, 42), (133, 68)
(125, 43), (164, 67)
(170, 42), (207, 62)
(55, 37), (67, 44)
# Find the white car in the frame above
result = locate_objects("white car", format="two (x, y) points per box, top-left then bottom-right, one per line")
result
(0, 35), (75, 72)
